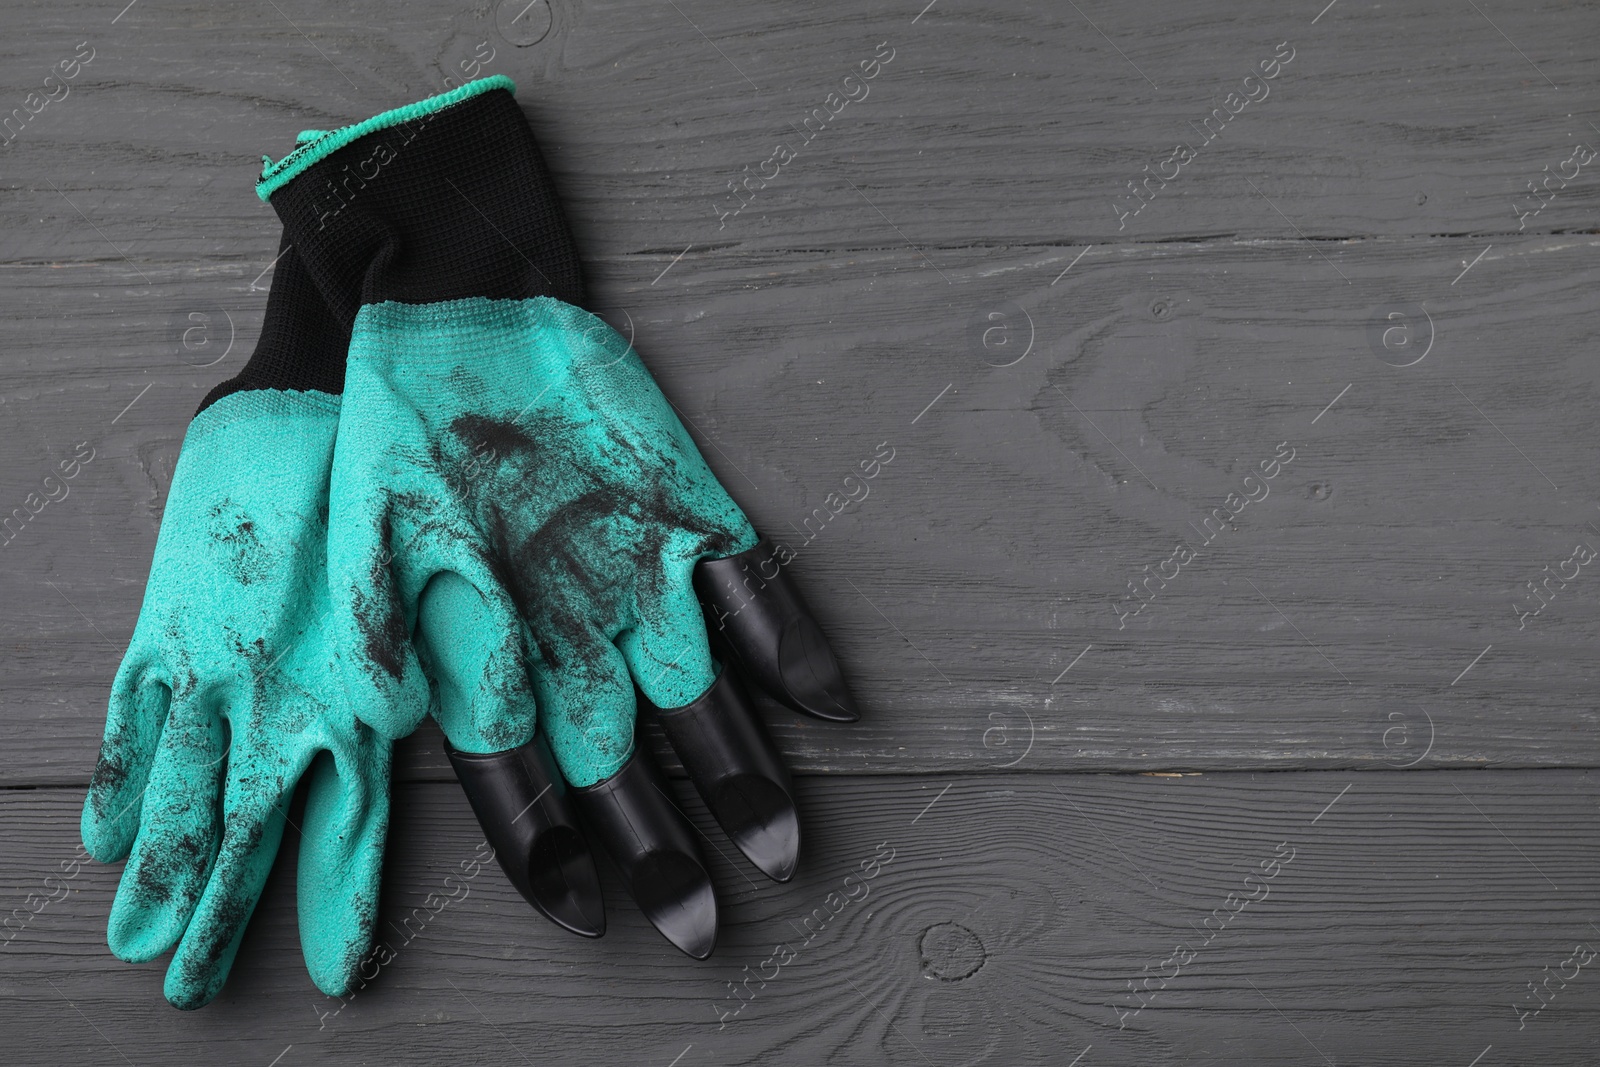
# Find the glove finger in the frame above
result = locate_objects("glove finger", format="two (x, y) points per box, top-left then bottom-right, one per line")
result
(536, 628), (719, 956)
(624, 550), (800, 883)
(297, 731), (390, 997)
(105, 695), (226, 967)
(325, 473), (432, 741)
(327, 457), (522, 748)
(421, 576), (606, 938)
(415, 569), (536, 754)
(532, 630), (637, 789)
(614, 542), (719, 712)
(81, 657), (170, 863)
(163, 755), (300, 1010)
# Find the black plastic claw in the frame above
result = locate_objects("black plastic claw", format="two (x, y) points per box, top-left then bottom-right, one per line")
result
(573, 747), (718, 959)
(446, 732), (605, 938)
(648, 667), (800, 883)
(694, 538), (860, 723)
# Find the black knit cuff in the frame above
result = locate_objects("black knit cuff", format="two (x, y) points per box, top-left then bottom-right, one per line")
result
(262, 79), (586, 327)
(197, 234), (349, 413)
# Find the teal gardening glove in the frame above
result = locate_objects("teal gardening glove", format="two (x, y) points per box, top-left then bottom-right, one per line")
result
(258, 76), (860, 957)
(80, 240), (394, 1008)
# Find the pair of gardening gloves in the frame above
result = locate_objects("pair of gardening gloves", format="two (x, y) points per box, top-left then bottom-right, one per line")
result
(80, 75), (858, 1009)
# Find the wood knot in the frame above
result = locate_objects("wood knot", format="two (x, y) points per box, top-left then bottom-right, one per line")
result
(919, 921), (986, 981)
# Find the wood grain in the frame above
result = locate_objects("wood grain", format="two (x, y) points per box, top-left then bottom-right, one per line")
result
(3, 0), (1599, 1060)
(6, 2), (1600, 781)
(0, 0), (1597, 260)
(3, 772), (1598, 1066)
(6, 232), (1600, 782)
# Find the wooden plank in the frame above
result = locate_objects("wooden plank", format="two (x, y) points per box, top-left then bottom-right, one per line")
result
(6, 0), (1600, 1061)
(6, 0), (1600, 783)
(2, 770), (1597, 1064)
(0, 0), (1597, 263)
(6, 232), (1600, 783)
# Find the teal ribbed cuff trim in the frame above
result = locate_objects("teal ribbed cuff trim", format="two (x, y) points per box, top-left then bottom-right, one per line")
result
(256, 75), (517, 202)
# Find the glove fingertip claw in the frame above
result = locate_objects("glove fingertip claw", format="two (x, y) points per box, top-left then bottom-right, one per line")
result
(573, 748), (718, 959)
(652, 669), (801, 883)
(694, 539), (861, 723)
(447, 732), (606, 938)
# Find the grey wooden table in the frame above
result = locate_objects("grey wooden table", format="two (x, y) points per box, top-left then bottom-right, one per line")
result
(4, 0), (1600, 1063)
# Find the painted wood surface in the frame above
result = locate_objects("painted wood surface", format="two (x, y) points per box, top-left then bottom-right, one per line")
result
(4, 773), (1597, 1066)
(2, 0), (1597, 1063)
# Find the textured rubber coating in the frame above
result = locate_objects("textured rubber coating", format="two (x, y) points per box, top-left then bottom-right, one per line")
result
(311, 295), (759, 784)
(88, 221), (370, 1010)
(82, 387), (388, 1010)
